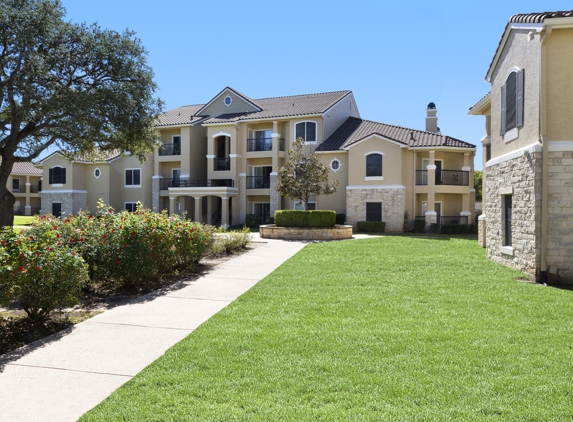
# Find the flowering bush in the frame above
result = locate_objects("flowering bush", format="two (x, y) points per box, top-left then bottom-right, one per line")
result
(0, 228), (89, 321)
(28, 202), (214, 290)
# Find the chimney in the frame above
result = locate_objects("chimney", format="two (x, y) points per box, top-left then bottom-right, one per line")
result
(426, 102), (438, 132)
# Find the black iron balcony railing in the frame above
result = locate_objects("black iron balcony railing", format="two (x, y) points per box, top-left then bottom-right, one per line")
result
(12, 186), (23, 193)
(246, 176), (270, 189)
(415, 169), (469, 186)
(160, 178), (234, 190)
(30, 185), (40, 193)
(158, 143), (181, 156)
(441, 215), (469, 225)
(247, 138), (272, 152)
(246, 137), (285, 152)
(214, 157), (230, 171)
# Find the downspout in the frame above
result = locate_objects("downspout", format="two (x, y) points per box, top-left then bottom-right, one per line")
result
(539, 25), (551, 283)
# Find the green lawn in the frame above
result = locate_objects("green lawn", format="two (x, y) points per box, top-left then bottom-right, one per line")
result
(80, 237), (573, 421)
(13, 216), (34, 226)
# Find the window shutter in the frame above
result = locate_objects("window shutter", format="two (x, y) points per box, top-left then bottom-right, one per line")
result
(49, 168), (53, 184)
(516, 69), (524, 128)
(500, 84), (506, 135)
(62, 168), (66, 184)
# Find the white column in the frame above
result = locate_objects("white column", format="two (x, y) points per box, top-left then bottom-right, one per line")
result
(206, 196), (212, 224)
(221, 197), (230, 228)
(169, 197), (176, 216)
(194, 196), (202, 223)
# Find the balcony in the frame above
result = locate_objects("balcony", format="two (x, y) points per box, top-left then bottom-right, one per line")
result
(160, 178), (234, 190)
(246, 138), (285, 152)
(246, 176), (270, 189)
(158, 143), (181, 156)
(416, 170), (469, 186)
(214, 157), (230, 171)
(30, 185), (41, 193)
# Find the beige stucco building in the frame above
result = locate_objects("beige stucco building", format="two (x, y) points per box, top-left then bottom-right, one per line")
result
(469, 10), (573, 284)
(28, 87), (475, 232)
(3, 159), (42, 216)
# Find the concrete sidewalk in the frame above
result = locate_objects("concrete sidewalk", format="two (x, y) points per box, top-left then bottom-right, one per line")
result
(0, 236), (306, 422)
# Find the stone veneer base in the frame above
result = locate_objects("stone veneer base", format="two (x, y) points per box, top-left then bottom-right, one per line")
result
(259, 224), (353, 240)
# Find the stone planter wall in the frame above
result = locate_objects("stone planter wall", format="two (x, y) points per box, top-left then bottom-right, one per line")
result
(259, 224), (353, 241)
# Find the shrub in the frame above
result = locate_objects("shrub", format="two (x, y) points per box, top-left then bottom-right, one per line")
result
(0, 229), (88, 321)
(413, 219), (426, 233)
(210, 228), (252, 256)
(28, 203), (214, 291)
(245, 214), (261, 228)
(430, 223), (440, 234)
(439, 223), (478, 235)
(335, 214), (346, 225)
(274, 210), (336, 228)
(356, 221), (386, 233)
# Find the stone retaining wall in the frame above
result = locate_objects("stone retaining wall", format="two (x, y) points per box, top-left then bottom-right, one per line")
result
(259, 225), (353, 240)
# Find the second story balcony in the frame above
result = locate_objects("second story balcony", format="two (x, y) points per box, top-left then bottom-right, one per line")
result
(214, 157), (230, 171)
(247, 137), (285, 152)
(158, 143), (181, 156)
(160, 178), (234, 190)
(416, 169), (469, 186)
(246, 176), (270, 189)
(30, 185), (41, 193)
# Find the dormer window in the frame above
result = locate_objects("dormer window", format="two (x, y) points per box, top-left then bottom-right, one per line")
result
(500, 69), (524, 138)
(224, 95), (232, 107)
(295, 121), (317, 144)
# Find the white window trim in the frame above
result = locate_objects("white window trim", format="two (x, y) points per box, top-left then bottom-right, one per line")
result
(504, 128), (519, 143)
(294, 120), (318, 144)
(125, 202), (138, 212)
(125, 168), (142, 188)
(365, 152), (384, 179)
(223, 95), (233, 107)
(50, 165), (65, 186)
(93, 167), (101, 179)
(330, 158), (341, 172)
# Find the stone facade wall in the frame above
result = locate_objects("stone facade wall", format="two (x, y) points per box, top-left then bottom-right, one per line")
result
(546, 151), (573, 282)
(41, 191), (87, 216)
(259, 225), (353, 240)
(270, 173), (280, 220)
(151, 177), (161, 212)
(485, 153), (541, 278)
(478, 216), (486, 248)
(239, 174), (246, 224)
(346, 187), (405, 232)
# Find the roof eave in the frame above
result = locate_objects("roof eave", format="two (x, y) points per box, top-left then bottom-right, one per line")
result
(468, 92), (491, 116)
(201, 113), (323, 126)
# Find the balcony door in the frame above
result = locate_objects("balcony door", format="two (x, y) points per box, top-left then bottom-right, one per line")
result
(172, 169), (181, 187)
(422, 159), (442, 184)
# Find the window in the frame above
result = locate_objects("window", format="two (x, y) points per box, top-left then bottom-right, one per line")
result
(49, 166), (66, 184)
(366, 203), (382, 221)
(295, 121), (317, 144)
(125, 203), (137, 212)
(500, 69), (524, 137)
(224, 95), (232, 106)
(366, 153), (383, 177)
(125, 168), (141, 187)
(503, 195), (512, 246)
(12, 178), (20, 192)
(330, 158), (341, 172)
(307, 202), (316, 211)
(93, 168), (101, 178)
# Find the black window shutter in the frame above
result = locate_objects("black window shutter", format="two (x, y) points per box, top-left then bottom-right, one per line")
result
(500, 84), (506, 135)
(49, 168), (53, 184)
(516, 69), (524, 128)
(62, 168), (66, 184)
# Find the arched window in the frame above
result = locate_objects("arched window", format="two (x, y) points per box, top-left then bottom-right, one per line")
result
(500, 69), (524, 136)
(295, 121), (317, 144)
(49, 166), (66, 184)
(365, 153), (383, 177)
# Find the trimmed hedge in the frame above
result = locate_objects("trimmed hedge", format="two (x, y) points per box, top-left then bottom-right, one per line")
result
(274, 210), (336, 228)
(245, 214), (261, 228)
(335, 214), (346, 225)
(357, 221), (386, 233)
(413, 219), (426, 233)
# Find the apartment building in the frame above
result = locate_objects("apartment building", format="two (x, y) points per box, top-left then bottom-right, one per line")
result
(469, 10), (573, 283)
(3, 159), (42, 216)
(27, 87), (475, 230)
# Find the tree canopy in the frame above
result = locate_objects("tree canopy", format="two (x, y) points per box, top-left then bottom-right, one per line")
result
(0, 0), (163, 227)
(276, 137), (339, 210)
(474, 170), (483, 202)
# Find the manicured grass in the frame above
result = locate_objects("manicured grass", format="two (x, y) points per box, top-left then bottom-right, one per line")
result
(13, 216), (34, 226)
(80, 237), (573, 421)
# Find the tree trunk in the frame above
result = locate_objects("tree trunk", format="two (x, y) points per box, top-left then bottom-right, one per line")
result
(0, 155), (16, 228)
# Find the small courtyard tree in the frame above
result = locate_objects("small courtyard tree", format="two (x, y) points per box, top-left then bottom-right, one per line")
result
(0, 0), (163, 228)
(276, 137), (339, 210)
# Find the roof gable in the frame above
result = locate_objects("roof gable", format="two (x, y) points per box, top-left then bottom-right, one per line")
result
(194, 87), (262, 118)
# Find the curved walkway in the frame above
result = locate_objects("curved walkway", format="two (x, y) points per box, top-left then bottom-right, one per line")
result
(0, 236), (306, 422)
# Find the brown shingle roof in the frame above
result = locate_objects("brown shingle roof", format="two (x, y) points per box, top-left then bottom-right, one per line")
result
(316, 117), (475, 151)
(156, 89), (353, 126)
(3, 159), (43, 175)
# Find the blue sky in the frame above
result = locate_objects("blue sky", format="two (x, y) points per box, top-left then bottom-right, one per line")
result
(63, 0), (573, 170)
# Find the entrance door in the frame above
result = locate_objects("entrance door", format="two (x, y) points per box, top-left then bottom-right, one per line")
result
(52, 203), (62, 217)
(435, 160), (443, 185)
(254, 203), (271, 224)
